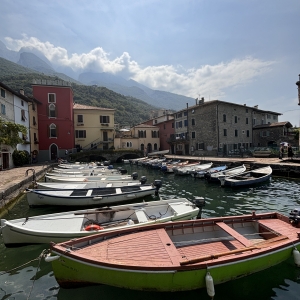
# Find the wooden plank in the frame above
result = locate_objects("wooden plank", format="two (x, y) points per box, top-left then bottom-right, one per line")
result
(215, 222), (252, 247)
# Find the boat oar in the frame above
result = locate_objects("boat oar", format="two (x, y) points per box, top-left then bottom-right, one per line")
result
(180, 235), (288, 265)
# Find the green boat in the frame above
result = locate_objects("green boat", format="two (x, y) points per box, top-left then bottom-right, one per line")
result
(47, 211), (300, 293)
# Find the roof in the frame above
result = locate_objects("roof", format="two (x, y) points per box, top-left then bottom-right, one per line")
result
(253, 121), (293, 129)
(174, 99), (282, 116)
(73, 103), (114, 111)
(0, 81), (32, 103)
(133, 124), (159, 129)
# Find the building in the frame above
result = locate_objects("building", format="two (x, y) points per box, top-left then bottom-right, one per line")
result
(114, 124), (160, 155)
(169, 99), (281, 156)
(142, 110), (174, 152)
(32, 79), (74, 161)
(73, 103), (115, 151)
(253, 121), (297, 148)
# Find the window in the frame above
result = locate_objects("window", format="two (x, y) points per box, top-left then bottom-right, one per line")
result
(48, 93), (56, 103)
(246, 117), (248, 124)
(75, 130), (86, 138)
(196, 143), (205, 150)
(261, 119), (264, 125)
(77, 115), (83, 123)
(100, 115), (110, 123)
(247, 130), (250, 137)
(177, 112), (182, 118)
(21, 109), (26, 121)
(246, 108), (248, 113)
(184, 119), (188, 127)
(223, 129), (227, 136)
(273, 116), (276, 120)
(152, 131), (158, 138)
(126, 141), (132, 148)
(154, 143), (158, 151)
(172, 123), (174, 128)
(267, 114), (271, 119)
(21, 100), (24, 106)
(49, 124), (57, 138)
(191, 132), (196, 139)
(33, 116), (37, 125)
(235, 129), (238, 137)
(184, 111), (187, 116)
(32, 103), (36, 111)
(253, 118), (256, 125)
(234, 116), (238, 123)
(1, 103), (5, 115)
(223, 114), (226, 122)
(192, 118), (195, 126)
(1, 88), (5, 98)
(138, 130), (146, 138)
(34, 133), (38, 142)
(49, 104), (56, 118)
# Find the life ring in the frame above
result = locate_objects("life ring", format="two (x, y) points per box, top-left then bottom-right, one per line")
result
(84, 224), (104, 231)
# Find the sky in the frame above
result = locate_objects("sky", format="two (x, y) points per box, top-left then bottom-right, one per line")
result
(1, 0), (300, 125)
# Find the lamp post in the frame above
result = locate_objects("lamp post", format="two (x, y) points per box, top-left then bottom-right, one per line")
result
(296, 74), (300, 105)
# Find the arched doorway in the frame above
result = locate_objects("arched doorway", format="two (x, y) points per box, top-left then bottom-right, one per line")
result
(50, 143), (58, 161)
(147, 143), (152, 154)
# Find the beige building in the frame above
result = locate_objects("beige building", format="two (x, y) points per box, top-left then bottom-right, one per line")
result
(114, 124), (160, 154)
(73, 104), (115, 151)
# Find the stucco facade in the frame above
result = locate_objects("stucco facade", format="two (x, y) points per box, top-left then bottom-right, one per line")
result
(73, 103), (115, 151)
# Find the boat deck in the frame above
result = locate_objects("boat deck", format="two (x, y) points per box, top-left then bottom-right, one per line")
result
(65, 217), (300, 268)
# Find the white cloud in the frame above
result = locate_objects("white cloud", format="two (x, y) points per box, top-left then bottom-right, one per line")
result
(4, 36), (274, 99)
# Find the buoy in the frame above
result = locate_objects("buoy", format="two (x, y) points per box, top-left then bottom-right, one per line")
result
(84, 224), (103, 231)
(205, 271), (215, 298)
(293, 247), (300, 267)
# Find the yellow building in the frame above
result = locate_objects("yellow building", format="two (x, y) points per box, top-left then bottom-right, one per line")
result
(114, 124), (160, 155)
(73, 104), (115, 151)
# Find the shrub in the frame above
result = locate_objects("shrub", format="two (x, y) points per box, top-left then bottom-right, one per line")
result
(12, 150), (30, 166)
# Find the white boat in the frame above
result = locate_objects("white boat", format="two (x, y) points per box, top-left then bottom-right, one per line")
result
(25, 180), (162, 207)
(44, 172), (139, 183)
(191, 165), (227, 178)
(173, 161), (200, 174)
(36, 177), (148, 190)
(176, 162), (213, 175)
(206, 164), (246, 182)
(0, 198), (199, 246)
(219, 166), (272, 187)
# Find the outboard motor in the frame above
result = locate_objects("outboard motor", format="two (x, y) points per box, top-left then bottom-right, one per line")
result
(140, 176), (147, 184)
(118, 168), (128, 174)
(192, 197), (206, 219)
(153, 180), (162, 196)
(289, 208), (300, 226)
(131, 172), (138, 180)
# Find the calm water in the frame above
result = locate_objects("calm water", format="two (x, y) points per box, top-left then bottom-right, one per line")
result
(1, 163), (300, 300)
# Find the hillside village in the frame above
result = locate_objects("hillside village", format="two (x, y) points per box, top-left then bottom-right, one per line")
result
(0, 78), (299, 170)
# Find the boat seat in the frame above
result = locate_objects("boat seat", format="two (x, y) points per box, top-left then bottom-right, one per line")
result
(215, 222), (252, 247)
(106, 183), (113, 187)
(135, 209), (148, 223)
(169, 203), (185, 215)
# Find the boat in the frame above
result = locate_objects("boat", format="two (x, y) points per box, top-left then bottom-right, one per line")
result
(205, 164), (246, 182)
(36, 176), (148, 190)
(219, 166), (272, 187)
(47, 167), (126, 177)
(44, 172), (139, 183)
(25, 180), (162, 207)
(173, 161), (200, 174)
(47, 210), (300, 292)
(0, 198), (199, 246)
(191, 165), (227, 178)
(176, 162), (213, 175)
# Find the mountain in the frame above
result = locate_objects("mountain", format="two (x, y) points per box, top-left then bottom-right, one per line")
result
(78, 72), (195, 110)
(0, 57), (159, 126)
(0, 40), (194, 111)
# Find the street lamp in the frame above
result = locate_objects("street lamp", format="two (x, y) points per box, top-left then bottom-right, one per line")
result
(296, 74), (300, 105)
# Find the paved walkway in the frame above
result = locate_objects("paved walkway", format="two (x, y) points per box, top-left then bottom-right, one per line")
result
(0, 163), (53, 212)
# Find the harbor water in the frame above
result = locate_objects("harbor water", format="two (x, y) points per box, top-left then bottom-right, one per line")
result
(1, 163), (300, 299)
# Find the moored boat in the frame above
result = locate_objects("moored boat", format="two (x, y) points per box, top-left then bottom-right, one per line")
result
(205, 164), (246, 182)
(191, 165), (227, 178)
(0, 198), (199, 246)
(25, 180), (162, 207)
(47, 211), (300, 292)
(219, 166), (272, 187)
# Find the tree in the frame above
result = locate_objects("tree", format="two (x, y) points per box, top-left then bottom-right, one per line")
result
(0, 118), (28, 148)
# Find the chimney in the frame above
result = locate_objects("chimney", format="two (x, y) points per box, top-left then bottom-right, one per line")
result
(20, 89), (24, 95)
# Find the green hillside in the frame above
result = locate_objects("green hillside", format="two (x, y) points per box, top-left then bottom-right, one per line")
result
(0, 58), (157, 126)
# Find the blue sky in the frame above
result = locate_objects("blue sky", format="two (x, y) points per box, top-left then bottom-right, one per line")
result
(1, 0), (300, 125)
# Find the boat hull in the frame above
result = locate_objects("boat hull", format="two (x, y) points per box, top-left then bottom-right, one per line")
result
(51, 244), (298, 291)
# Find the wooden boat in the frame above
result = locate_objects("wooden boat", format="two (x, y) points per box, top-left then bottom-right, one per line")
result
(205, 164), (246, 182)
(191, 165), (227, 178)
(47, 211), (300, 292)
(44, 172), (139, 183)
(176, 162), (213, 175)
(219, 166), (272, 187)
(161, 160), (188, 173)
(0, 198), (199, 246)
(25, 180), (162, 207)
(36, 177), (147, 190)
(173, 161), (200, 174)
